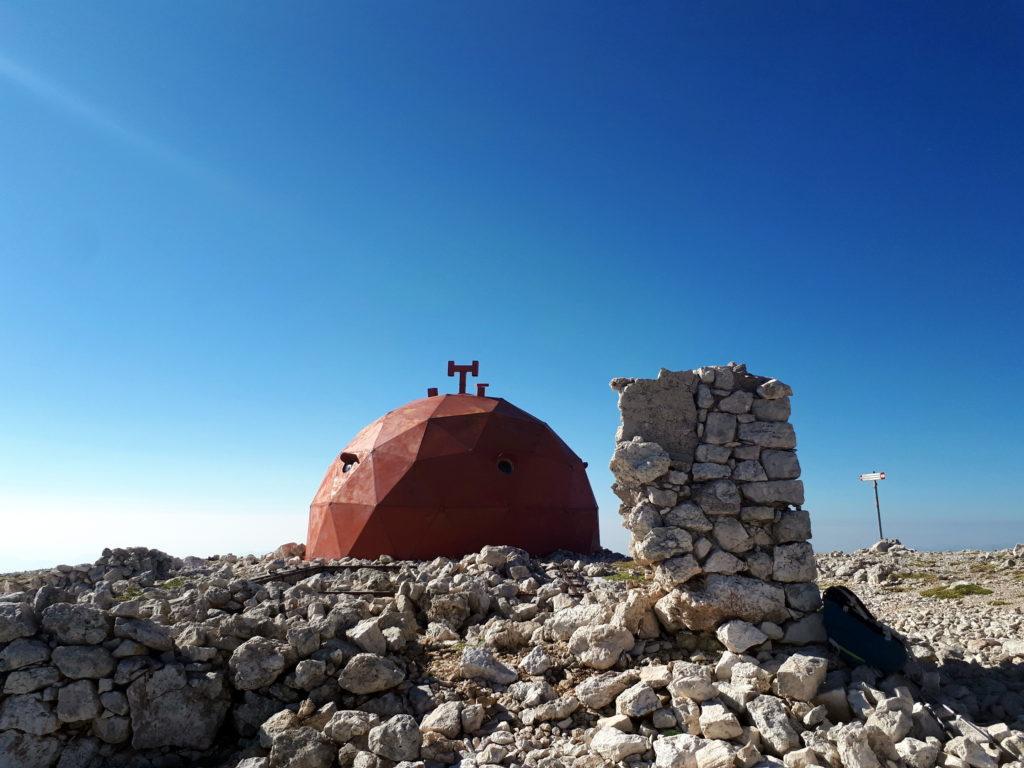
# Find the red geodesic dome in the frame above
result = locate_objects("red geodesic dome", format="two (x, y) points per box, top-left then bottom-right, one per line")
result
(307, 393), (599, 560)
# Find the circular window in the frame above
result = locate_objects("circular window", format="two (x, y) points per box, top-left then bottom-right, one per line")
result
(497, 458), (514, 475)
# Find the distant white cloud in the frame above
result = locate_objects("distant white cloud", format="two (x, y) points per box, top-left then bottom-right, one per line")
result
(0, 491), (304, 571)
(0, 52), (230, 190)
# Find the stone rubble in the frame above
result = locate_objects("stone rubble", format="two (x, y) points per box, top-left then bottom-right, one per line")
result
(0, 541), (1022, 768)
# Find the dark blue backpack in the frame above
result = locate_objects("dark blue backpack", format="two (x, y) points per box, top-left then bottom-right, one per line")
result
(822, 585), (908, 674)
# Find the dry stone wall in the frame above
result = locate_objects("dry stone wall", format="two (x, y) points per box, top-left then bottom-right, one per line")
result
(609, 362), (823, 644)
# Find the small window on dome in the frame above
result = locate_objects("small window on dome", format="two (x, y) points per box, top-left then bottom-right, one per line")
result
(497, 458), (514, 475)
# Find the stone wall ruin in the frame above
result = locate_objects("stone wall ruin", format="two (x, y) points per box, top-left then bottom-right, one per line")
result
(609, 362), (823, 645)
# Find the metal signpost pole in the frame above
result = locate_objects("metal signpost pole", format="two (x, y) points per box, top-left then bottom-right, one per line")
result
(873, 478), (883, 539)
(859, 471), (887, 540)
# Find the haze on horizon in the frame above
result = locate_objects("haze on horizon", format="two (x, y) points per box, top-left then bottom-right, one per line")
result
(1, 3), (1021, 572)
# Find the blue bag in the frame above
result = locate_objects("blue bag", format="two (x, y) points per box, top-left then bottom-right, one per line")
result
(822, 585), (908, 674)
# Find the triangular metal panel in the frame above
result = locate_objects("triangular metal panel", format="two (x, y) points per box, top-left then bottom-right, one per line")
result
(431, 394), (498, 418)
(373, 398), (443, 447)
(418, 412), (492, 457)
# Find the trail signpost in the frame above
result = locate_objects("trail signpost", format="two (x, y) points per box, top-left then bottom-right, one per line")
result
(859, 471), (887, 539)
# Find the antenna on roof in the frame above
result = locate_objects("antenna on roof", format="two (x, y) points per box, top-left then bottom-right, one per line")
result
(447, 360), (479, 394)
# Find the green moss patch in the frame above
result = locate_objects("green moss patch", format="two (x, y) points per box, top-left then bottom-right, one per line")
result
(113, 586), (144, 602)
(606, 560), (649, 584)
(920, 583), (993, 599)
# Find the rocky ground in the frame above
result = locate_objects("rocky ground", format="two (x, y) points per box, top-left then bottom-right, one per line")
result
(2, 542), (1024, 768)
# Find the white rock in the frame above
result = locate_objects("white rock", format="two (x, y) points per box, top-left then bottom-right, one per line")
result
(664, 503), (714, 532)
(40, 603), (108, 644)
(616, 682), (661, 717)
(528, 695), (580, 723)
(228, 637), (288, 691)
(634, 527), (694, 564)
(339, 653), (406, 694)
(125, 665), (229, 751)
(347, 618), (387, 656)
(268, 726), (335, 768)
(258, 709), (297, 749)
(703, 550), (745, 574)
(746, 695), (800, 756)
(652, 707), (678, 729)
(718, 391), (753, 414)
(293, 659), (328, 690)
(716, 620), (768, 653)
(324, 710), (381, 745)
(546, 604), (611, 641)
(0, 603), (38, 643)
(590, 728), (649, 761)
(692, 463), (733, 482)
(368, 714), (421, 762)
(519, 645), (552, 676)
(610, 438), (671, 485)
(946, 735), (998, 768)
(756, 379), (793, 399)
(865, 708), (912, 743)
(698, 700), (742, 739)
(713, 519), (754, 554)
(460, 703), (485, 734)
(695, 739), (736, 768)
(730, 661), (772, 693)
(654, 575), (788, 632)
(774, 654), (827, 702)
(692, 479), (741, 515)
(772, 543), (817, 583)
(732, 460), (768, 482)
(781, 746), (821, 767)
(835, 723), (881, 768)
(703, 413), (737, 445)
(458, 647), (517, 684)
(655, 555), (702, 588)
(576, 671), (639, 709)
(741, 479), (804, 505)
(653, 733), (705, 768)
(895, 737), (939, 768)
(568, 624), (634, 670)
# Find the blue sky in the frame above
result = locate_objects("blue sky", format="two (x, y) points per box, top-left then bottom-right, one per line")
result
(1, 3), (1021, 569)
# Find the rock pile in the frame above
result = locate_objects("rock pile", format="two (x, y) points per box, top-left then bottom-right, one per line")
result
(2, 542), (1024, 768)
(609, 363), (820, 645)
(817, 542), (1024, 729)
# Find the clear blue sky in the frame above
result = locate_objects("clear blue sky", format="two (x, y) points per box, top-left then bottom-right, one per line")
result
(1, 3), (1021, 569)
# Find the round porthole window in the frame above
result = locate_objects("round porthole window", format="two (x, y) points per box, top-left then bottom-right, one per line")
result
(497, 458), (514, 475)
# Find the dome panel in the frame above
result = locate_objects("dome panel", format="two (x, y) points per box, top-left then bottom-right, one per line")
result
(418, 412), (492, 458)
(373, 397), (444, 447)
